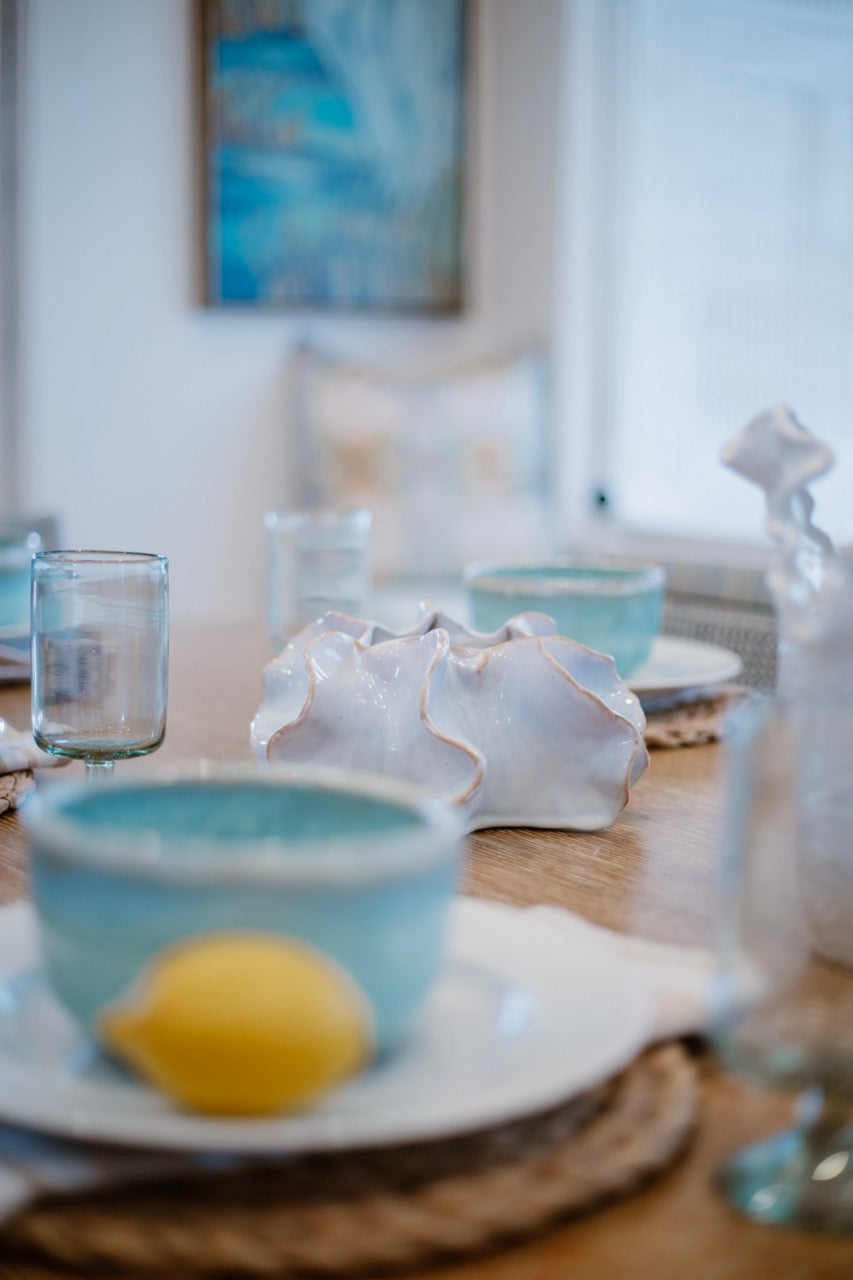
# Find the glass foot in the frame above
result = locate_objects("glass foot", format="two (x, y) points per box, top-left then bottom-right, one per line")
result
(717, 1106), (853, 1232)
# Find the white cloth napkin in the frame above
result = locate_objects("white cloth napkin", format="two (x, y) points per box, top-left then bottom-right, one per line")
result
(0, 719), (67, 775)
(0, 1124), (238, 1221)
(0, 903), (714, 1225)
(527, 905), (713, 1041)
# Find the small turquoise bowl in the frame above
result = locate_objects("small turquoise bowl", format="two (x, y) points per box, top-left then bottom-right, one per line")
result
(23, 766), (464, 1052)
(0, 528), (41, 629)
(464, 559), (666, 677)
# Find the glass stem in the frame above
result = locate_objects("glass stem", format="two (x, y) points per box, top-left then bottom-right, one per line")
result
(797, 1087), (852, 1163)
(84, 760), (115, 785)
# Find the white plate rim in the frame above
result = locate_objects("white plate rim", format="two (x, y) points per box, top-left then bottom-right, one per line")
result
(0, 624), (30, 680)
(0, 898), (652, 1153)
(0, 667), (29, 685)
(627, 635), (742, 697)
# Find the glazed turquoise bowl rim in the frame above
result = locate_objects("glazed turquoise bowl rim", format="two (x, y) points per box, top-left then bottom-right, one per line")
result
(0, 529), (41, 566)
(23, 763), (463, 886)
(463, 558), (666, 597)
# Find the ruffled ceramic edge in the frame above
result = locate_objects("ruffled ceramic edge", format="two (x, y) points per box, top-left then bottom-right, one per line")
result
(289, 601), (563, 648)
(250, 606), (648, 831)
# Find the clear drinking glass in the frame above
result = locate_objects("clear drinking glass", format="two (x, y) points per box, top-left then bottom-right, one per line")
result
(265, 508), (372, 650)
(712, 699), (853, 1231)
(31, 551), (169, 782)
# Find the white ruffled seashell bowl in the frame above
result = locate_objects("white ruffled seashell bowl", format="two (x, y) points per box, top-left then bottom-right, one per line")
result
(250, 604), (648, 832)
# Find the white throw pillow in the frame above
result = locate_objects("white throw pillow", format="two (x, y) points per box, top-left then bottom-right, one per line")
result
(293, 346), (553, 579)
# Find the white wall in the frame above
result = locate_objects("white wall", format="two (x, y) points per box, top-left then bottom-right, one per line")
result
(21, 0), (560, 622)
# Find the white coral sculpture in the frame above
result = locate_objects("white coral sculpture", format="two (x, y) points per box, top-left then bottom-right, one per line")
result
(250, 605), (648, 831)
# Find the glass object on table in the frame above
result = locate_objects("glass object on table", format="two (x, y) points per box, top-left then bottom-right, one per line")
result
(265, 508), (372, 651)
(712, 698), (853, 1231)
(31, 551), (169, 783)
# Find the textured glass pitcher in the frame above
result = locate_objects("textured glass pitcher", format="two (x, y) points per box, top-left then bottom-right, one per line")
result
(722, 405), (853, 969)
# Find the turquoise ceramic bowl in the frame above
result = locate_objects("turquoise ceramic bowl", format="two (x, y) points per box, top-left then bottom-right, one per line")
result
(464, 559), (666, 677)
(0, 529), (40, 628)
(24, 767), (464, 1051)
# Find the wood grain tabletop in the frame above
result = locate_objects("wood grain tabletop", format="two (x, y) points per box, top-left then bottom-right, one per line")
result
(0, 622), (849, 1279)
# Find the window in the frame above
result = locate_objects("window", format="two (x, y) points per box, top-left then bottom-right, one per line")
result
(554, 0), (853, 558)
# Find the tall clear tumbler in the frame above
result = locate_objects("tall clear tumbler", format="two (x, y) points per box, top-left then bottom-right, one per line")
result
(265, 508), (372, 651)
(31, 551), (169, 782)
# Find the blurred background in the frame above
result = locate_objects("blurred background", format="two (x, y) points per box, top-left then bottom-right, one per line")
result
(1, 0), (852, 624)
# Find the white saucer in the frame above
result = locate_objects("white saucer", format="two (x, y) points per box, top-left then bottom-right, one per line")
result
(0, 898), (650, 1154)
(0, 626), (30, 682)
(627, 636), (742, 703)
(0, 624), (29, 643)
(0, 667), (29, 685)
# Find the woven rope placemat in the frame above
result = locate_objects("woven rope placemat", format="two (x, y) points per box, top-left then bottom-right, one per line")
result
(2, 1043), (696, 1277)
(0, 770), (34, 816)
(644, 686), (757, 749)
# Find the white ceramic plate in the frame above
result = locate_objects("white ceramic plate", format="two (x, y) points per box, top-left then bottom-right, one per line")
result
(0, 898), (650, 1154)
(0, 667), (28, 686)
(0, 624), (29, 647)
(627, 636), (742, 702)
(0, 626), (30, 682)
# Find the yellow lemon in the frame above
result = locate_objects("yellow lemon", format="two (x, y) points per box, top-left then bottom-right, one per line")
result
(99, 934), (373, 1117)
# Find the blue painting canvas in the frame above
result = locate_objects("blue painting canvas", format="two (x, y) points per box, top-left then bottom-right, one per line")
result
(202, 0), (466, 309)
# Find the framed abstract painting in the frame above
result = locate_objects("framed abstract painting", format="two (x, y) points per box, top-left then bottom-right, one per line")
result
(200, 0), (467, 311)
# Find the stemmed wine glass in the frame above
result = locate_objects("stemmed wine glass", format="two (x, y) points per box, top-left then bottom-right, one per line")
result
(711, 698), (853, 1231)
(31, 551), (169, 782)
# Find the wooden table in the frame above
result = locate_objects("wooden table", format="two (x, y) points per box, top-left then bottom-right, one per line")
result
(0, 623), (849, 1279)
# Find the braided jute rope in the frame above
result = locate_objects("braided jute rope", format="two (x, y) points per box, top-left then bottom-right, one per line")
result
(2, 1044), (697, 1277)
(0, 770), (34, 816)
(644, 687), (755, 749)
